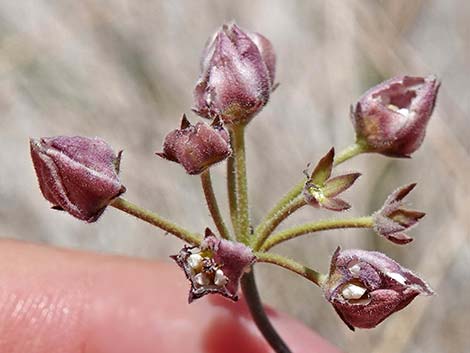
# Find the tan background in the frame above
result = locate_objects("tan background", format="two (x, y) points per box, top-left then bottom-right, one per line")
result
(1, 1), (469, 352)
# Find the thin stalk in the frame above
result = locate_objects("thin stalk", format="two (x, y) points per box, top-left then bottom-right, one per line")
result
(255, 142), (366, 240)
(261, 216), (374, 251)
(231, 124), (250, 243)
(110, 197), (201, 245)
(255, 252), (326, 286)
(241, 270), (293, 353)
(252, 197), (306, 251)
(333, 141), (366, 165)
(227, 130), (238, 235)
(200, 170), (232, 240)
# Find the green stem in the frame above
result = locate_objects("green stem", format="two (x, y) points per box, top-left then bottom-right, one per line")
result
(227, 130), (238, 235)
(333, 141), (366, 165)
(110, 197), (201, 245)
(231, 124), (250, 244)
(256, 142), (365, 242)
(200, 170), (232, 240)
(252, 197), (306, 251)
(261, 216), (374, 251)
(241, 270), (293, 353)
(255, 252), (326, 286)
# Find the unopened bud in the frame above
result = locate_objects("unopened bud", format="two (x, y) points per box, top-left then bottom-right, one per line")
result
(157, 115), (231, 175)
(193, 22), (276, 124)
(30, 136), (126, 222)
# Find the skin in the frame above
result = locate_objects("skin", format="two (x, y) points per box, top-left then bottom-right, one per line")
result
(0, 239), (342, 353)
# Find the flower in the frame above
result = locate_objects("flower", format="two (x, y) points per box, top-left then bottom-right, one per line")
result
(171, 228), (256, 302)
(372, 183), (425, 244)
(156, 115), (231, 175)
(322, 247), (433, 330)
(303, 148), (361, 211)
(193, 22), (276, 124)
(351, 75), (440, 157)
(30, 136), (126, 222)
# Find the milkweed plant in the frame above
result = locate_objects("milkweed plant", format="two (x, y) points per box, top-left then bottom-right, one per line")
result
(30, 22), (440, 352)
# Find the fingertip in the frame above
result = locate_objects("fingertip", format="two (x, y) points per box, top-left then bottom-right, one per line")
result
(0, 240), (342, 353)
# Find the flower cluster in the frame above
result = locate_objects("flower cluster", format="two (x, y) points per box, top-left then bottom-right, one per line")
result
(29, 21), (440, 346)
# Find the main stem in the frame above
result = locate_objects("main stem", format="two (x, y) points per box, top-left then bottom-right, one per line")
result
(229, 123), (292, 353)
(110, 197), (201, 246)
(241, 270), (293, 353)
(231, 124), (250, 244)
(200, 170), (232, 240)
(227, 130), (239, 235)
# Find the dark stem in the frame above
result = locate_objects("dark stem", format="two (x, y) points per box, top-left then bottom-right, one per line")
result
(241, 270), (292, 353)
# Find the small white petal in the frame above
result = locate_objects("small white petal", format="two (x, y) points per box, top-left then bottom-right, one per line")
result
(214, 269), (228, 287)
(387, 272), (407, 285)
(349, 264), (361, 276)
(187, 254), (203, 270)
(342, 283), (367, 300)
(397, 108), (410, 117)
(194, 273), (210, 287)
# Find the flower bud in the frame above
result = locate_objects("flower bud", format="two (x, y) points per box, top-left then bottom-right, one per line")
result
(351, 75), (440, 157)
(193, 23), (276, 124)
(171, 228), (255, 302)
(322, 247), (433, 330)
(373, 183), (425, 244)
(156, 115), (231, 175)
(30, 136), (126, 222)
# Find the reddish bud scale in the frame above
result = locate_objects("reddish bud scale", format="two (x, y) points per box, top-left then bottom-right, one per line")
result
(157, 116), (231, 175)
(373, 183), (425, 245)
(30, 136), (126, 222)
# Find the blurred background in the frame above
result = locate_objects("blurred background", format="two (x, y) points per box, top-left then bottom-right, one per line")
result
(1, 0), (469, 352)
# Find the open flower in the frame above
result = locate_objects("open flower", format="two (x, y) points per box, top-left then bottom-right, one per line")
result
(351, 75), (440, 157)
(193, 22), (276, 124)
(156, 115), (231, 175)
(303, 148), (361, 211)
(373, 183), (425, 244)
(322, 247), (433, 330)
(30, 136), (126, 222)
(171, 229), (256, 302)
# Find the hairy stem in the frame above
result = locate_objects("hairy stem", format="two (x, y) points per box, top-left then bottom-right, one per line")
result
(253, 197), (306, 251)
(227, 130), (238, 235)
(110, 197), (201, 245)
(200, 170), (232, 240)
(241, 270), (293, 353)
(231, 124), (250, 244)
(261, 216), (374, 251)
(333, 141), (366, 165)
(256, 142), (365, 238)
(255, 252), (326, 286)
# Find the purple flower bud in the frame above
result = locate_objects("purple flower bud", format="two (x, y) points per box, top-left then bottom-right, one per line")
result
(303, 148), (361, 211)
(323, 247), (433, 330)
(373, 183), (425, 244)
(193, 23), (276, 124)
(30, 136), (126, 222)
(156, 115), (231, 175)
(171, 229), (256, 303)
(351, 76), (440, 157)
